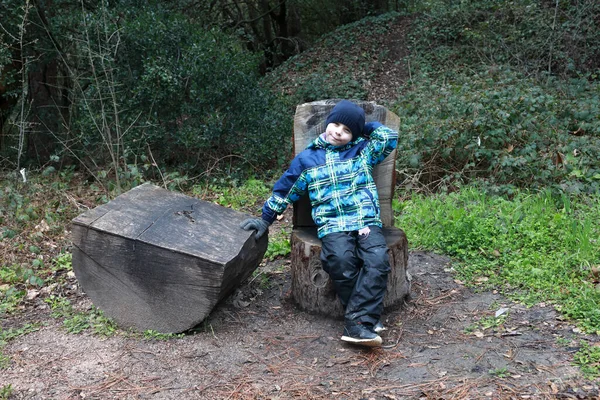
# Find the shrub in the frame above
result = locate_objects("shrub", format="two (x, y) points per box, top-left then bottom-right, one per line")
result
(410, 0), (600, 77)
(394, 67), (600, 193)
(69, 3), (292, 173)
(1, 1), (292, 176)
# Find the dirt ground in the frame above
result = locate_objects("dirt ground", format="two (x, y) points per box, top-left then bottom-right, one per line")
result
(2, 248), (599, 400)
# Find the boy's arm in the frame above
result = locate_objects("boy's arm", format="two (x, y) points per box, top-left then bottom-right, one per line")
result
(241, 156), (308, 238)
(262, 156), (309, 223)
(362, 122), (398, 166)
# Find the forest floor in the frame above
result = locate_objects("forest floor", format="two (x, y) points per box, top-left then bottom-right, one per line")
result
(2, 15), (600, 400)
(3, 243), (599, 399)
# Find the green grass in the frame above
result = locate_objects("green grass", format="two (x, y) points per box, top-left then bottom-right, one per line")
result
(0, 384), (13, 399)
(142, 330), (184, 340)
(395, 186), (600, 333)
(192, 178), (271, 212)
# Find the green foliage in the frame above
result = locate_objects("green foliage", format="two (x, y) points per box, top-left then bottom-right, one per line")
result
(410, 0), (600, 77)
(193, 178), (271, 212)
(63, 307), (118, 336)
(464, 314), (507, 334)
(0, 324), (40, 345)
(0, 354), (9, 370)
(1, 0), (292, 176)
(250, 270), (273, 290)
(45, 294), (118, 336)
(0, 323), (40, 370)
(573, 341), (600, 378)
(395, 0), (600, 192)
(488, 367), (509, 378)
(52, 253), (72, 272)
(109, 4), (291, 170)
(142, 330), (184, 341)
(0, 384), (13, 399)
(265, 230), (291, 261)
(395, 186), (600, 332)
(394, 67), (600, 193)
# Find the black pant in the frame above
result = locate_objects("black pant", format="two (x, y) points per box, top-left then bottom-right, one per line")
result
(320, 226), (390, 326)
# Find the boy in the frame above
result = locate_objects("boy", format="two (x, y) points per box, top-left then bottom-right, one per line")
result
(241, 100), (398, 347)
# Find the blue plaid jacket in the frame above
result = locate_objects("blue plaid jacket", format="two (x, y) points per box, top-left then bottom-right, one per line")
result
(262, 125), (398, 238)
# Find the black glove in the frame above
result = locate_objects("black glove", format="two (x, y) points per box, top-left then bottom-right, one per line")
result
(240, 218), (270, 239)
(363, 121), (383, 138)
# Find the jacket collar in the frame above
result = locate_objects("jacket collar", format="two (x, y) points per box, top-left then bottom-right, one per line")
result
(306, 133), (363, 151)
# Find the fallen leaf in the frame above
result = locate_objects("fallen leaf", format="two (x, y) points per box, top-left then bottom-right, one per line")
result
(35, 219), (51, 233)
(495, 307), (509, 317)
(474, 331), (485, 338)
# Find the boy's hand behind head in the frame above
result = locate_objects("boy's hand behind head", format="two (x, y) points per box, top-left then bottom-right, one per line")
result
(363, 121), (383, 138)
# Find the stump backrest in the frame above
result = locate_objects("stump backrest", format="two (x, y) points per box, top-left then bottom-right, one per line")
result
(292, 99), (400, 228)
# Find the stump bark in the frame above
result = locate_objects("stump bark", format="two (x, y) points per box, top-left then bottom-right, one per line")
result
(290, 227), (410, 317)
(290, 100), (411, 316)
(71, 183), (267, 333)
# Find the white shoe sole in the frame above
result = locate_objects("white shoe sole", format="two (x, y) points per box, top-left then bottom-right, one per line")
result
(340, 334), (382, 347)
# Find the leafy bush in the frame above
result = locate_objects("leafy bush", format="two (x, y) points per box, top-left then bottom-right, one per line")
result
(410, 0), (600, 77)
(1, 1), (292, 176)
(394, 67), (600, 193)
(68, 3), (291, 174)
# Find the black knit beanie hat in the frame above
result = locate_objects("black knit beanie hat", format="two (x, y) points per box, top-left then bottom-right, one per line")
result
(325, 100), (365, 141)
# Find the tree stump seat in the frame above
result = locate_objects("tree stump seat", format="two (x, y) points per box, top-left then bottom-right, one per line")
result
(290, 100), (411, 317)
(71, 183), (267, 333)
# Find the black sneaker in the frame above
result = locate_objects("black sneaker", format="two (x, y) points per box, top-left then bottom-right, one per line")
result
(373, 320), (386, 333)
(341, 323), (382, 347)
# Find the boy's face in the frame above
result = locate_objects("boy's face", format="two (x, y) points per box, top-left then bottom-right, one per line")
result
(325, 122), (353, 146)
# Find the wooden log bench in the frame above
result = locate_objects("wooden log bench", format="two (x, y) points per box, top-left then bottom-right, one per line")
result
(71, 183), (267, 333)
(290, 100), (411, 318)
